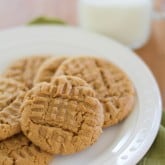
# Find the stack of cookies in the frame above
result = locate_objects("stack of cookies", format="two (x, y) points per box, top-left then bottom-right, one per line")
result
(0, 55), (135, 165)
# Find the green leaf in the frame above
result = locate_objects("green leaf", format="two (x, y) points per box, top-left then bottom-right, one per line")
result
(28, 17), (66, 25)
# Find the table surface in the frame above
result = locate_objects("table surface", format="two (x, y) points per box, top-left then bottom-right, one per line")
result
(46, 0), (165, 106)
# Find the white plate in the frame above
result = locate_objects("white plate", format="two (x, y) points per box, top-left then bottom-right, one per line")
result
(0, 26), (162, 165)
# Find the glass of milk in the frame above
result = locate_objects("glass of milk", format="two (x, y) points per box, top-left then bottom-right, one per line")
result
(78, 0), (165, 49)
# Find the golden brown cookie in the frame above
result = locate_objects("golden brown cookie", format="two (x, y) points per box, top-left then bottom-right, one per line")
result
(34, 57), (66, 84)
(0, 77), (27, 141)
(21, 76), (104, 154)
(4, 56), (49, 88)
(54, 57), (135, 127)
(0, 134), (53, 165)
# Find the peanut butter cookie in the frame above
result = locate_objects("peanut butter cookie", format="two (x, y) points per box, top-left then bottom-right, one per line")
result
(21, 76), (104, 154)
(4, 56), (49, 88)
(34, 57), (66, 84)
(0, 77), (27, 141)
(54, 57), (135, 127)
(0, 134), (53, 165)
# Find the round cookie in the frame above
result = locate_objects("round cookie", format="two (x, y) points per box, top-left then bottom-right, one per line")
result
(21, 76), (104, 154)
(54, 57), (135, 127)
(4, 56), (49, 88)
(0, 134), (53, 165)
(0, 77), (27, 141)
(34, 57), (66, 84)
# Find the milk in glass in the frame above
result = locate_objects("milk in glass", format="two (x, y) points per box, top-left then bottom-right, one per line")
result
(78, 0), (153, 49)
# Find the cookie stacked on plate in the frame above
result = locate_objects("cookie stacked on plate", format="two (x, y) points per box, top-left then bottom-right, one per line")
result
(0, 55), (135, 164)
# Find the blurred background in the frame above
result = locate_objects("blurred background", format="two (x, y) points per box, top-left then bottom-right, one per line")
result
(0, 0), (164, 28)
(0, 0), (77, 28)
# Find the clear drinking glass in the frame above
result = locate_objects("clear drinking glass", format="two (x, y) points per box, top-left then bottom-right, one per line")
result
(78, 0), (165, 49)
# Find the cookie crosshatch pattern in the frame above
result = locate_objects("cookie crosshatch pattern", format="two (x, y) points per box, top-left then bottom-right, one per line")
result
(4, 56), (49, 89)
(21, 76), (104, 154)
(0, 134), (53, 165)
(34, 57), (67, 84)
(55, 57), (135, 127)
(0, 78), (27, 141)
